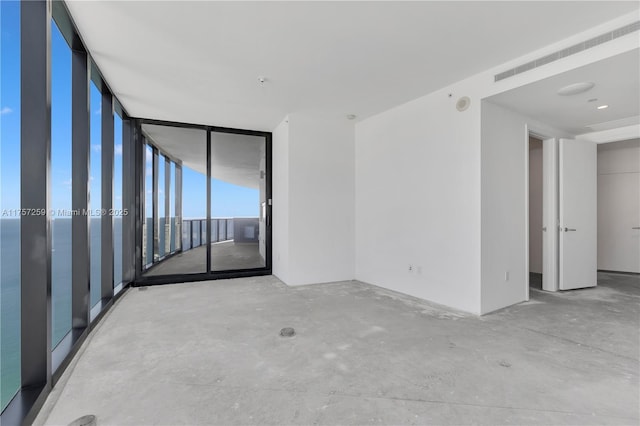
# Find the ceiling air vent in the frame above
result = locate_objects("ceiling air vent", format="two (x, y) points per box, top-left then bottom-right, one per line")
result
(494, 21), (640, 82)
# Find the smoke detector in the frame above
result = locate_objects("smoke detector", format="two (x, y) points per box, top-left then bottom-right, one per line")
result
(456, 96), (471, 112)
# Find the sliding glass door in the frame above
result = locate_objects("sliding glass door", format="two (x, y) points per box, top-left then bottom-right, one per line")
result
(210, 132), (267, 272)
(141, 125), (207, 277)
(138, 123), (270, 282)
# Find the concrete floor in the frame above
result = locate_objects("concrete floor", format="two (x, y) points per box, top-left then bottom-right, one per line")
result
(35, 272), (638, 425)
(143, 241), (265, 276)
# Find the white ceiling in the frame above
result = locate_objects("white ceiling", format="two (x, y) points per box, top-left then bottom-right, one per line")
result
(487, 49), (640, 136)
(142, 124), (264, 188)
(65, 1), (639, 131)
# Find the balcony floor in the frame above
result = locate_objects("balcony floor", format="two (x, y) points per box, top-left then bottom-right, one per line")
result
(35, 273), (638, 425)
(143, 241), (265, 276)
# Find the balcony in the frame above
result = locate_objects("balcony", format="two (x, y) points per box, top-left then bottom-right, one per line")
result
(143, 218), (265, 276)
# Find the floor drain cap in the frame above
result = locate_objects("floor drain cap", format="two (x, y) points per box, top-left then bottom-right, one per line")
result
(68, 415), (97, 426)
(280, 327), (295, 337)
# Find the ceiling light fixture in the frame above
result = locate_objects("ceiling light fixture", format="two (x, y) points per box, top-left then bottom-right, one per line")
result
(556, 82), (595, 96)
(587, 98), (598, 103)
(346, 114), (357, 120)
(597, 104), (609, 110)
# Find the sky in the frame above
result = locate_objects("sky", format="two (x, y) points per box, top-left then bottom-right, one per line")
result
(1, 3), (259, 220)
(1, 1), (20, 214)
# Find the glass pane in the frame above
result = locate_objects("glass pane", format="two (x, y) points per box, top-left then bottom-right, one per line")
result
(182, 221), (191, 251)
(192, 220), (201, 247)
(157, 154), (165, 259)
(113, 113), (123, 286)
(144, 144), (153, 266)
(210, 132), (266, 271)
(141, 125), (205, 276)
(0, 0), (21, 411)
(51, 20), (73, 348)
(89, 82), (102, 307)
(169, 162), (176, 253)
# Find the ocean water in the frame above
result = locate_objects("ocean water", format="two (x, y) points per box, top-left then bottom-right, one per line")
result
(0, 217), (123, 410)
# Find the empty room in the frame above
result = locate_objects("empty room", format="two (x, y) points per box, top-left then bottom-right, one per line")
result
(0, 1), (638, 425)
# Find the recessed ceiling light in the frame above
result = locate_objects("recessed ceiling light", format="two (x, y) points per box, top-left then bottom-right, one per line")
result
(597, 104), (609, 110)
(346, 114), (357, 120)
(556, 82), (595, 96)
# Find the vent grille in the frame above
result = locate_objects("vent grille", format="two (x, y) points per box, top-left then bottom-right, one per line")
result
(495, 21), (640, 82)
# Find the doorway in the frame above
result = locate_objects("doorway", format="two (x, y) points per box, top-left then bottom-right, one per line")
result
(528, 135), (544, 290)
(526, 130), (598, 298)
(137, 121), (272, 283)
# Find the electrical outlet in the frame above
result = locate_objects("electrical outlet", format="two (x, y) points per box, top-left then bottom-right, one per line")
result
(408, 265), (413, 272)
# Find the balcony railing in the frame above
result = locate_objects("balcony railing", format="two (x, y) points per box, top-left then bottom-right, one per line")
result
(181, 218), (235, 251)
(143, 217), (260, 270)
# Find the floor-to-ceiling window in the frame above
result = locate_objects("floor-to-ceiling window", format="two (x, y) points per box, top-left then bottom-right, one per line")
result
(0, 0), (21, 412)
(144, 143), (153, 267)
(113, 112), (123, 287)
(169, 162), (177, 253)
(157, 154), (166, 259)
(1, 3), (134, 423)
(89, 82), (102, 307)
(51, 18), (73, 348)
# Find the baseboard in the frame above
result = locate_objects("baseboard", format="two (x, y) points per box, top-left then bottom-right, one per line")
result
(598, 269), (640, 276)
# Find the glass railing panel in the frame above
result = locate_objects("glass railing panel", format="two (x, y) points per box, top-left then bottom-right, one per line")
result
(192, 220), (201, 248)
(182, 220), (191, 251)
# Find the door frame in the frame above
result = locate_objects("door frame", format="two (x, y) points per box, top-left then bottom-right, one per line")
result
(134, 118), (273, 286)
(524, 125), (559, 302)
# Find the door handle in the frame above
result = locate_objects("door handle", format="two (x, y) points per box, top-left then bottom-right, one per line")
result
(633, 227), (640, 230)
(564, 227), (577, 232)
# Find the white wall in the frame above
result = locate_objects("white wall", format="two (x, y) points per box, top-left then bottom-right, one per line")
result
(272, 113), (355, 286)
(355, 12), (637, 314)
(480, 101), (570, 314)
(597, 139), (640, 273)
(529, 138), (543, 274)
(355, 84), (482, 314)
(272, 117), (291, 283)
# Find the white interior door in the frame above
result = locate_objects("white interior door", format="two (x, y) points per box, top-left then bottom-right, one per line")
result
(559, 138), (597, 290)
(597, 150), (640, 273)
(542, 138), (558, 291)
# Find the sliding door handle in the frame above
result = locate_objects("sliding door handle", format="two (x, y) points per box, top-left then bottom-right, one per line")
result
(633, 227), (640, 230)
(563, 227), (577, 232)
